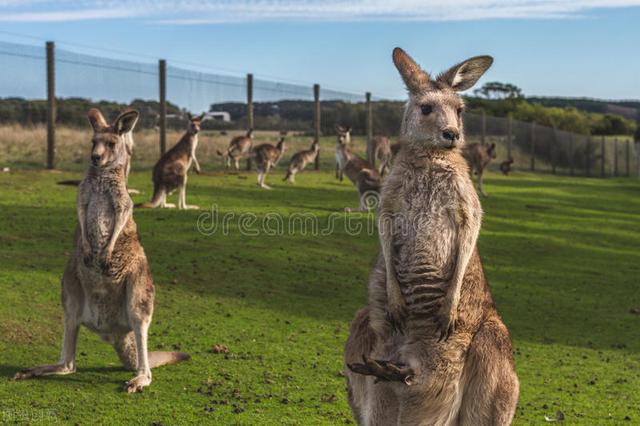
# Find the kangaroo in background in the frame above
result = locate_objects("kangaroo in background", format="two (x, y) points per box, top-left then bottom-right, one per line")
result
(253, 136), (286, 189)
(336, 133), (381, 212)
(335, 125), (352, 181)
(462, 142), (496, 196)
(345, 48), (518, 425)
(137, 113), (204, 209)
(14, 109), (189, 393)
(283, 139), (319, 183)
(217, 129), (254, 171)
(500, 157), (514, 175)
(371, 136), (392, 177)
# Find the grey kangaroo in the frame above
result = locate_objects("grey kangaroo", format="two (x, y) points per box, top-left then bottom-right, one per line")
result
(217, 129), (253, 171)
(336, 133), (382, 212)
(371, 136), (392, 177)
(283, 139), (319, 183)
(14, 109), (189, 392)
(335, 125), (352, 181)
(345, 48), (518, 425)
(462, 142), (496, 196)
(253, 136), (286, 189)
(137, 113), (204, 209)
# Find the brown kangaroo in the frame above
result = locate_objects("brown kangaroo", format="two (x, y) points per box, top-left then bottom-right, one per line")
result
(371, 136), (392, 177)
(217, 129), (254, 171)
(462, 142), (496, 196)
(14, 109), (189, 393)
(336, 134), (382, 212)
(137, 113), (204, 209)
(253, 136), (286, 189)
(283, 139), (319, 183)
(345, 48), (518, 425)
(500, 157), (514, 175)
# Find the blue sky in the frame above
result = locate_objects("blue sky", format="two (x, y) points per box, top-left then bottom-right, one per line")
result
(0, 1), (639, 101)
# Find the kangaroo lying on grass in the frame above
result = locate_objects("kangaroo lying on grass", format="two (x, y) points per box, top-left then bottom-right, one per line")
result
(217, 129), (253, 171)
(345, 48), (518, 425)
(336, 132), (382, 212)
(371, 136), (392, 177)
(14, 109), (189, 392)
(283, 139), (319, 183)
(462, 142), (496, 196)
(137, 113), (203, 209)
(253, 136), (286, 189)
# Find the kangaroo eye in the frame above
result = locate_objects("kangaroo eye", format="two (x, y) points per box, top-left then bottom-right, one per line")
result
(457, 107), (464, 116)
(421, 104), (433, 116)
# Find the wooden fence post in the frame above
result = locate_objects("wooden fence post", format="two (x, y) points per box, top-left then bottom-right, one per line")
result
(158, 59), (167, 157)
(614, 138), (618, 177)
(313, 84), (321, 170)
(507, 115), (512, 160)
(46, 41), (56, 169)
(481, 109), (486, 146)
(600, 136), (605, 178)
(246, 73), (253, 171)
(626, 139), (631, 177)
(530, 122), (536, 172)
(586, 137), (591, 177)
(366, 92), (373, 165)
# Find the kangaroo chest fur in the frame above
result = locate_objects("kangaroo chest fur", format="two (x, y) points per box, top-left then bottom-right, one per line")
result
(85, 175), (120, 254)
(388, 154), (478, 317)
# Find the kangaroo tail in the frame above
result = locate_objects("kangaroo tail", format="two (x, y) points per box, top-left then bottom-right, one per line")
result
(148, 351), (190, 368)
(216, 149), (227, 156)
(135, 186), (164, 208)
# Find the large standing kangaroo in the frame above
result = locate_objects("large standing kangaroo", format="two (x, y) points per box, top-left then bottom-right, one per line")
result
(344, 48), (519, 425)
(14, 109), (189, 392)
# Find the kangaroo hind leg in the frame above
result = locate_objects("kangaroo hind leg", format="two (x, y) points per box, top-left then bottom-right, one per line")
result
(457, 318), (519, 426)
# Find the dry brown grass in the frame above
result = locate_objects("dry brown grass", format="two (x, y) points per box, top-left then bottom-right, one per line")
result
(0, 125), (370, 171)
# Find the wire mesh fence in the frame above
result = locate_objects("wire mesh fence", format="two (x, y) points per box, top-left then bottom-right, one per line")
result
(0, 39), (637, 176)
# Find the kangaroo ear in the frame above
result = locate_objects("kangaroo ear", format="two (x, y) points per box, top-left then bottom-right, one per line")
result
(113, 110), (139, 135)
(438, 55), (493, 92)
(87, 108), (108, 132)
(335, 125), (344, 133)
(392, 48), (431, 93)
(113, 109), (139, 134)
(197, 112), (206, 121)
(345, 126), (352, 133)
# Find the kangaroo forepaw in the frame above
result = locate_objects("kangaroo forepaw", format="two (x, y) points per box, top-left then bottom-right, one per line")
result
(435, 308), (457, 342)
(348, 356), (415, 386)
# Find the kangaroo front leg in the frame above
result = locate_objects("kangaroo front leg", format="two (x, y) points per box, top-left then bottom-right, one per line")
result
(14, 316), (79, 380)
(103, 194), (132, 263)
(76, 182), (91, 262)
(436, 194), (481, 341)
(192, 155), (201, 174)
(378, 189), (407, 330)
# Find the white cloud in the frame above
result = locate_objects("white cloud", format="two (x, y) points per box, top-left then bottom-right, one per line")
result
(0, 0), (639, 23)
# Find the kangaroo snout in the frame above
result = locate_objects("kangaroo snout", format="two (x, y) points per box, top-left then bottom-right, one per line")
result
(441, 128), (460, 148)
(91, 153), (102, 166)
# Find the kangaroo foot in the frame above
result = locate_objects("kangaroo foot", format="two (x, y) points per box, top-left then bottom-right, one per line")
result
(347, 355), (415, 385)
(124, 374), (151, 393)
(14, 363), (75, 380)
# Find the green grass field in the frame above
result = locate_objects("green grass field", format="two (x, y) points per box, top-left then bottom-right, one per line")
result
(0, 167), (639, 425)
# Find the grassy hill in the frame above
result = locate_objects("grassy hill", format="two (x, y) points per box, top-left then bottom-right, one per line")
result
(0, 169), (639, 425)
